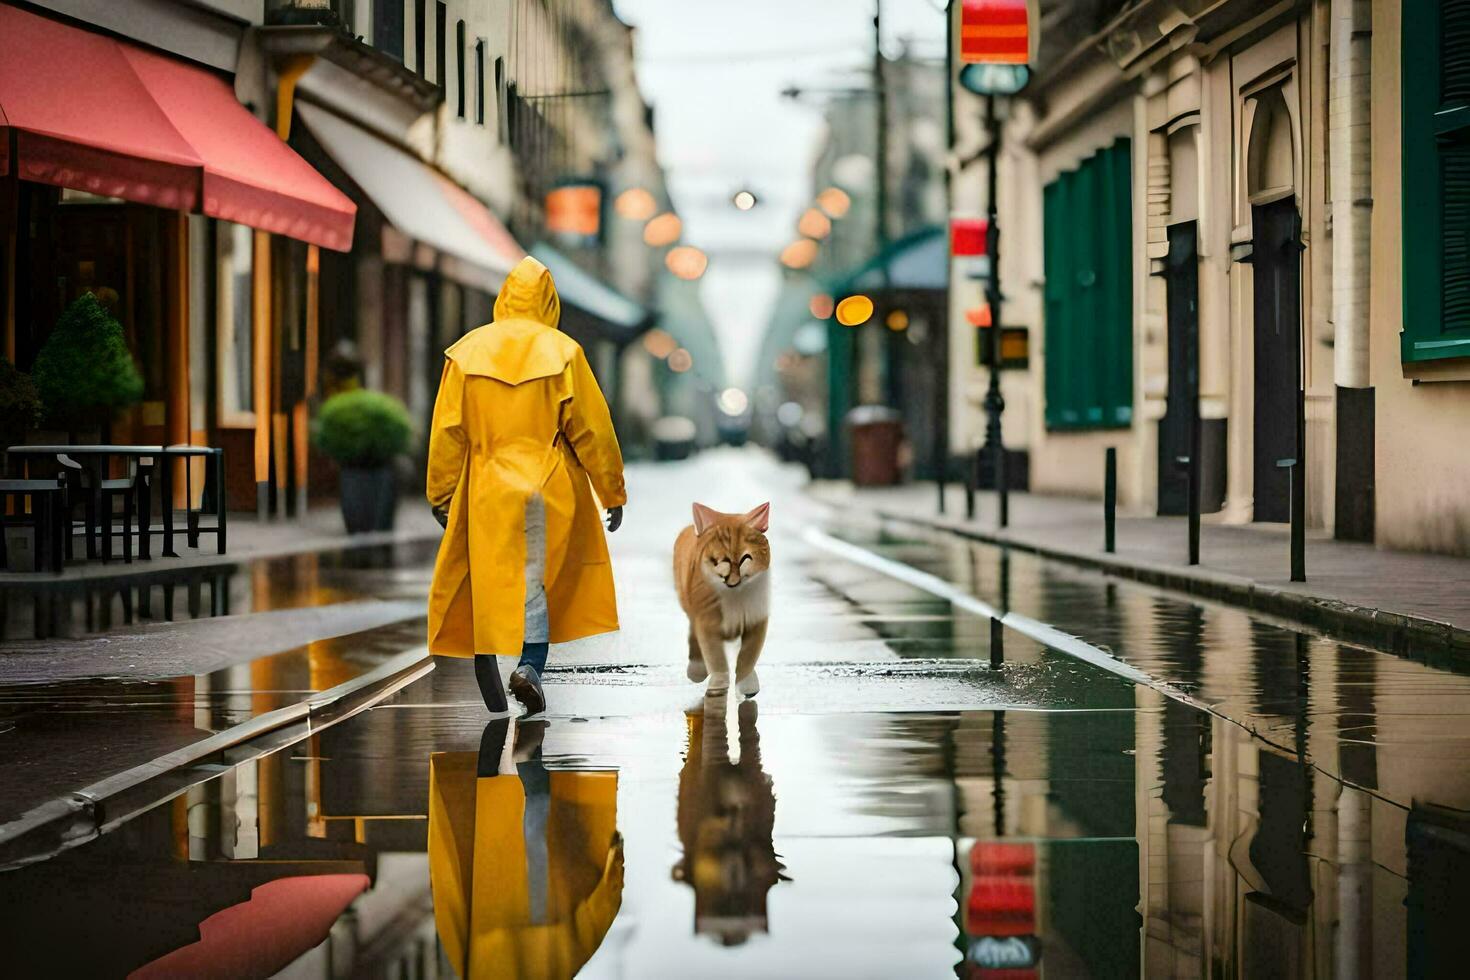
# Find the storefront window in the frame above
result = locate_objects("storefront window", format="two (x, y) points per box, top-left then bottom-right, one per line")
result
(216, 221), (254, 426)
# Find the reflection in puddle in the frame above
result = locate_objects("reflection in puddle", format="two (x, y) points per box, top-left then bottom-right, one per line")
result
(1, 538), (437, 641)
(672, 696), (786, 946)
(428, 717), (622, 979)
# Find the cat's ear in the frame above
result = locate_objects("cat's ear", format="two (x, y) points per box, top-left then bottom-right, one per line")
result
(743, 502), (771, 533)
(692, 502), (720, 536)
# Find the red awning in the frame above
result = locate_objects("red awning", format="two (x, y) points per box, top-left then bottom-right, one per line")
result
(0, 5), (355, 251)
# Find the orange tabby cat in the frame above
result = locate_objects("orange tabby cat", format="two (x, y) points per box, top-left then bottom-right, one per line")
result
(673, 502), (771, 696)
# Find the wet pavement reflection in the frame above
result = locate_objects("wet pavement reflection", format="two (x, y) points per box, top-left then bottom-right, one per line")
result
(1, 538), (437, 642)
(4, 459), (1470, 976)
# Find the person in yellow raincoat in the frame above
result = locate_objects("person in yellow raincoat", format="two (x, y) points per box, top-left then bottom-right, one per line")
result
(427, 256), (626, 714)
(428, 718), (623, 979)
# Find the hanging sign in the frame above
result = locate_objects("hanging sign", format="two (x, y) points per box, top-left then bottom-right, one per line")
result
(960, 0), (1030, 65)
(545, 180), (602, 244)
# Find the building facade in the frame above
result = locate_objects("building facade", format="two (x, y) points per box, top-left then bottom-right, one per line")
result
(2, 0), (666, 519)
(952, 0), (1467, 556)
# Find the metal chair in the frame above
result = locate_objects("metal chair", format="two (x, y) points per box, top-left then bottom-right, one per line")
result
(0, 476), (67, 572)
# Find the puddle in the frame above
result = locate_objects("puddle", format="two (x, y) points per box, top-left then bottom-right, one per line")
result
(1, 660), (1465, 977)
(1, 539), (437, 642)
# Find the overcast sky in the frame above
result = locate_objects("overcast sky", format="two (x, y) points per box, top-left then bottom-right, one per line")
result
(611, 0), (946, 388)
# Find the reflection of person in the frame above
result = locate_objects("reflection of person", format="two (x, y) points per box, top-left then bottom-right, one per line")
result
(428, 719), (623, 979)
(426, 257), (627, 716)
(672, 697), (786, 945)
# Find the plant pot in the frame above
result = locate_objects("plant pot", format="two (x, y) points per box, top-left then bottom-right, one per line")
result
(339, 466), (397, 534)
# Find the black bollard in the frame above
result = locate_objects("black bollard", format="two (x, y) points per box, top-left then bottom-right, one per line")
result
(1177, 455), (1199, 565)
(990, 615), (1004, 669)
(1277, 457), (1306, 581)
(1103, 447), (1117, 554)
(965, 450), (977, 520)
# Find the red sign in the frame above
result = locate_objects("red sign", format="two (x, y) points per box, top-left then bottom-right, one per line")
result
(960, 0), (1029, 65)
(951, 217), (989, 256)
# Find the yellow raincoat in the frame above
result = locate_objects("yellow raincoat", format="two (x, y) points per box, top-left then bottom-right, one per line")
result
(427, 752), (623, 979)
(427, 257), (627, 657)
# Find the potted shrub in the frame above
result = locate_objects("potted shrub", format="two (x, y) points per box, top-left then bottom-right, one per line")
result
(311, 389), (413, 533)
(0, 357), (44, 450)
(31, 293), (143, 439)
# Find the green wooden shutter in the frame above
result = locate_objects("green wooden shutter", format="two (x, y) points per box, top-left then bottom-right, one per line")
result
(1402, 0), (1470, 361)
(1043, 139), (1134, 429)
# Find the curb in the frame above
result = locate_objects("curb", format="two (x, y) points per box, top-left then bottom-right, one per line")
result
(0, 646), (434, 870)
(868, 506), (1470, 663)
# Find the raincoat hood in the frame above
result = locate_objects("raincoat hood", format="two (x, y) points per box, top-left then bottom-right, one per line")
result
(446, 256), (577, 386)
(494, 255), (561, 329)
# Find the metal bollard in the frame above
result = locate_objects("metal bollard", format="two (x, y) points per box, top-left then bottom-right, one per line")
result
(990, 615), (1004, 669)
(965, 450), (977, 520)
(1278, 457), (1306, 582)
(997, 444), (1009, 529)
(1104, 447), (1117, 554)
(1177, 455), (1200, 565)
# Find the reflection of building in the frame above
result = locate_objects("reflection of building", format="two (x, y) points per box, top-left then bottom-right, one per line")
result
(958, 0), (1470, 556)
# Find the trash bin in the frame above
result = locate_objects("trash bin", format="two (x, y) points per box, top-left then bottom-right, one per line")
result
(652, 415), (698, 461)
(846, 405), (904, 486)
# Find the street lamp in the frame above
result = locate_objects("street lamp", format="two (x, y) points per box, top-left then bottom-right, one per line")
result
(953, 0), (1031, 529)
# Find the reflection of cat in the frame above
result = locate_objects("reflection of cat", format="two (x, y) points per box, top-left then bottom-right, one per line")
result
(673, 503), (771, 696)
(671, 697), (787, 946)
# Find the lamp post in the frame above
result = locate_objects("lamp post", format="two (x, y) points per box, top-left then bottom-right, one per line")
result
(955, 0), (1029, 529)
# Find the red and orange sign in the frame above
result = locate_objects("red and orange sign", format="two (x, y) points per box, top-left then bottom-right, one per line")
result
(960, 0), (1029, 65)
(545, 183), (601, 239)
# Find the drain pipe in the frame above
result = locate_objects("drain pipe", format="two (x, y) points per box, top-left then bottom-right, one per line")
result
(1330, 0), (1372, 389)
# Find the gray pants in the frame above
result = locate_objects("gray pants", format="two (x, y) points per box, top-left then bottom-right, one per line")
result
(523, 494), (549, 644)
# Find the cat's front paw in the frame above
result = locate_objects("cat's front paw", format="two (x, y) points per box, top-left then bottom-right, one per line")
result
(736, 670), (760, 697)
(687, 658), (709, 683)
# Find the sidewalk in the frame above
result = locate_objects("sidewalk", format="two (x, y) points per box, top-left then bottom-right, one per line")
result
(813, 481), (1470, 658)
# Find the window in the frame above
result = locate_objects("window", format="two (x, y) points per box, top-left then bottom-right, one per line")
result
(456, 20), (466, 118)
(1402, 0), (1470, 362)
(414, 0), (426, 78)
(1042, 139), (1133, 430)
(475, 39), (486, 125)
(215, 222), (254, 426)
(435, 1), (447, 88)
(374, 0), (404, 62)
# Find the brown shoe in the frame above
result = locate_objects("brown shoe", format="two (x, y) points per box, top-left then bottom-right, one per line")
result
(508, 665), (545, 716)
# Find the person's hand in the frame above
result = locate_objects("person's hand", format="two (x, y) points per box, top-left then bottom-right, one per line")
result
(432, 503), (450, 529)
(605, 506), (623, 533)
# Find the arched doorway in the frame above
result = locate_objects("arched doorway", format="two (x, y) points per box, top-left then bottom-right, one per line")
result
(1247, 88), (1302, 523)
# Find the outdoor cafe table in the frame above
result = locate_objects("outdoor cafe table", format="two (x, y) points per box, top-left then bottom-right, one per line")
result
(6, 445), (222, 558)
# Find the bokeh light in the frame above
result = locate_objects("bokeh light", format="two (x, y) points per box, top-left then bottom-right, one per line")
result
(667, 347), (693, 373)
(614, 187), (657, 221)
(836, 294), (874, 326)
(665, 244), (708, 280)
(643, 212), (683, 247)
(816, 186), (851, 218)
(717, 387), (749, 416)
(642, 328), (677, 359)
(779, 238), (819, 269)
(797, 207), (832, 240)
(885, 309), (910, 331)
(808, 293), (835, 319)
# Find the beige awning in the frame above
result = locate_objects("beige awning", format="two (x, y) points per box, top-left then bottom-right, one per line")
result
(298, 102), (522, 290)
